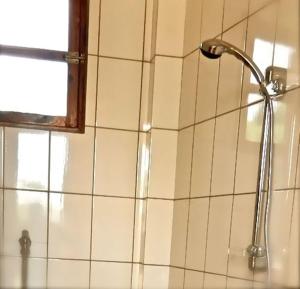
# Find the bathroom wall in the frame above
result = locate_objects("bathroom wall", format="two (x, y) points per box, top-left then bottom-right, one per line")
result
(173, 0), (300, 288)
(0, 0), (299, 288)
(0, 0), (157, 288)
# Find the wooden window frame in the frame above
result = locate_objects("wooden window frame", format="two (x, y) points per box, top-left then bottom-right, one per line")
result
(0, 0), (89, 133)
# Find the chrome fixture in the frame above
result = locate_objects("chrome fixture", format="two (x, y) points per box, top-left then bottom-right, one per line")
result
(200, 39), (287, 280)
(19, 230), (31, 289)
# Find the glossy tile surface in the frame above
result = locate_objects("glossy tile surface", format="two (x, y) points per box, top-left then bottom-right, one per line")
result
(191, 120), (215, 197)
(228, 194), (255, 279)
(144, 199), (173, 265)
(50, 127), (94, 194)
(48, 193), (91, 259)
(99, 0), (145, 60)
(92, 196), (135, 261)
(205, 195), (233, 274)
(217, 21), (246, 114)
(3, 190), (47, 257)
(148, 129), (178, 199)
(47, 259), (90, 289)
(97, 57), (142, 130)
(170, 200), (189, 267)
(211, 111), (239, 196)
(0, 257), (46, 289)
(155, 0), (186, 56)
(179, 50), (199, 128)
(152, 56), (182, 129)
(186, 198), (209, 271)
(5, 128), (49, 190)
(175, 127), (193, 199)
(90, 262), (132, 289)
(94, 128), (138, 197)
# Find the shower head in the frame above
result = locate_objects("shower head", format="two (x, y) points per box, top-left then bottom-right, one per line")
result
(200, 39), (267, 95)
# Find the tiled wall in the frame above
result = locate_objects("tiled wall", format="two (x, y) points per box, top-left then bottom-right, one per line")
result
(0, 0), (299, 288)
(173, 0), (300, 288)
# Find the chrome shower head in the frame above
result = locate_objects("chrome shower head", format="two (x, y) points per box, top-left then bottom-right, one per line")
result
(200, 39), (267, 95)
(200, 39), (226, 59)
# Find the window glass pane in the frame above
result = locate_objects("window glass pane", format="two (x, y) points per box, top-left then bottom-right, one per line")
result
(0, 55), (68, 116)
(0, 0), (69, 51)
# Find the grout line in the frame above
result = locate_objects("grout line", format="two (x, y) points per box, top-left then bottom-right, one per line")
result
(88, 0), (102, 286)
(130, 1), (149, 287)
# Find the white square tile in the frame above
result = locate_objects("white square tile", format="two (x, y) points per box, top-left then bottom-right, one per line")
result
(50, 127), (94, 194)
(274, 0), (300, 89)
(269, 190), (294, 284)
(4, 128), (49, 190)
(242, 3), (277, 105)
(203, 273), (226, 289)
(94, 128), (138, 197)
(175, 127), (193, 199)
(235, 103), (264, 194)
(273, 89), (300, 190)
(88, 0), (100, 55)
(179, 50), (199, 128)
(0, 256), (46, 289)
(186, 198), (209, 271)
(205, 196), (233, 274)
(183, 0), (203, 55)
(228, 194), (255, 279)
(85, 56), (98, 126)
(3, 190), (47, 258)
(211, 111), (239, 196)
(196, 55), (219, 122)
(201, 0), (224, 41)
(184, 270), (204, 289)
(99, 0), (146, 60)
(143, 265), (170, 289)
(47, 259), (90, 289)
(97, 57), (142, 130)
(223, 0), (249, 30)
(144, 199), (173, 265)
(168, 267), (185, 289)
(90, 261), (132, 289)
(217, 21), (247, 114)
(152, 56), (182, 129)
(92, 196), (135, 261)
(191, 120), (215, 197)
(48, 193), (91, 259)
(170, 200), (189, 267)
(155, 0), (186, 56)
(148, 129), (178, 199)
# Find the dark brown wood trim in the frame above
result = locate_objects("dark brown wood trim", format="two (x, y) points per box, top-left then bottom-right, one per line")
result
(0, 0), (89, 134)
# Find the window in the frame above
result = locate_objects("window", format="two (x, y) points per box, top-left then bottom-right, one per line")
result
(0, 0), (88, 133)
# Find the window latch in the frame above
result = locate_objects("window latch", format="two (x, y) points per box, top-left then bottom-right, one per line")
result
(64, 52), (86, 64)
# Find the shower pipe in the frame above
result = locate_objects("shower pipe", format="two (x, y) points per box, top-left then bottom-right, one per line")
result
(199, 39), (286, 279)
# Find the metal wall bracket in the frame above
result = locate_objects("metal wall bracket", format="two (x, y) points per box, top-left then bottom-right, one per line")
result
(265, 66), (287, 97)
(64, 52), (86, 64)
